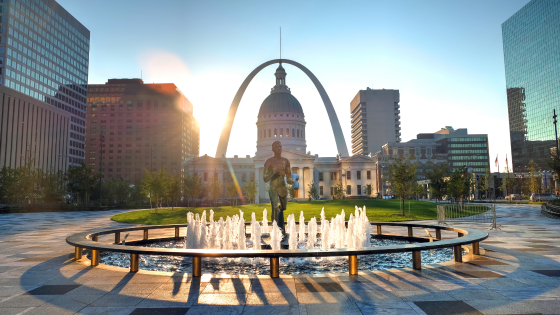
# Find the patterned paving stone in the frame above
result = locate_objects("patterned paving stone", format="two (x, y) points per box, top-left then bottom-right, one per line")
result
(414, 300), (484, 315)
(129, 307), (190, 315)
(26, 284), (81, 295)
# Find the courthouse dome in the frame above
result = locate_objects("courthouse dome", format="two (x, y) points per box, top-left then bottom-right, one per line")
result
(258, 92), (304, 116)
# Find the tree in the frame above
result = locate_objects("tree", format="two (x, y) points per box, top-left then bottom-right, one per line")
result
(207, 175), (223, 206)
(242, 179), (259, 204)
(387, 157), (418, 215)
(287, 183), (296, 201)
(333, 183), (344, 200)
(425, 162), (450, 204)
(307, 181), (319, 200)
(166, 173), (182, 210)
(477, 168), (491, 200)
(365, 183), (373, 198)
(448, 168), (473, 205)
(67, 162), (101, 205)
(528, 160), (541, 194)
(548, 151), (560, 190)
(153, 168), (169, 209)
(183, 173), (202, 207)
(40, 170), (66, 203)
(226, 182), (239, 206)
(141, 170), (155, 208)
(415, 184), (425, 200)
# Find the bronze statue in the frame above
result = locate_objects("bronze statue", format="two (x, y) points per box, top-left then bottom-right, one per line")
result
(263, 141), (293, 233)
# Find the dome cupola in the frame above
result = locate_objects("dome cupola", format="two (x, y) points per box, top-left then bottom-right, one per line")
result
(255, 64), (307, 156)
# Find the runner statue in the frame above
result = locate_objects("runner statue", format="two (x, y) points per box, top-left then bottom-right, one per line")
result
(263, 141), (293, 234)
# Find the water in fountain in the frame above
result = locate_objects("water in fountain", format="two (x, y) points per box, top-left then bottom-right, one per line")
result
(183, 207), (372, 251)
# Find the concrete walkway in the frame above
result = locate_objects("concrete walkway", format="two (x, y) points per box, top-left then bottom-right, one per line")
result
(0, 205), (559, 315)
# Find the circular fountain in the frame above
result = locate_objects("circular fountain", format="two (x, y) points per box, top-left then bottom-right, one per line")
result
(67, 207), (488, 278)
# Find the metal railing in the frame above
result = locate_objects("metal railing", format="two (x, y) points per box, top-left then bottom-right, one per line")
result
(437, 204), (498, 230)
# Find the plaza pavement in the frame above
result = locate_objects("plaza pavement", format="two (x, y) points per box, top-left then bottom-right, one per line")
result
(0, 204), (559, 315)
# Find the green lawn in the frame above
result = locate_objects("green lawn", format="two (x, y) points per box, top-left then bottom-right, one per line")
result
(111, 199), (441, 225)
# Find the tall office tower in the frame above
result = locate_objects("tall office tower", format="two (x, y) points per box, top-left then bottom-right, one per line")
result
(502, 0), (560, 172)
(350, 88), (400, 156)
(85, 79), (199, 183)
(0, 0), (89, 169)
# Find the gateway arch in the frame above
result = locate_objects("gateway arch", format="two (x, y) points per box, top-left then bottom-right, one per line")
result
(215, 59), (350, 158)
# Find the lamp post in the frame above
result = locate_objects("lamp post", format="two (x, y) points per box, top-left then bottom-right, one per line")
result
(554, 109), (559, 153)
(99, 131), (105, 202)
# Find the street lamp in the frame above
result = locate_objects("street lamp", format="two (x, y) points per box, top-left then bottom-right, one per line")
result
(99, 131), (105, 202)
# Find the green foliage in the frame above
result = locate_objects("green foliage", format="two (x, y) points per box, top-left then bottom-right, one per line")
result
(307, 181), (319, 200)
(166, 173), (182, 209)
(333, 183), (344, 200)
(242, 179), (259, 204)
(365, 183), (373, 198)
(226, 181), (239, 206)
(387, 157), (418, 215)
(528, 160), (541, 194)
(66, 162), (102, 205)
(448, 168), (474, 204)
(425, 162), (450, 203)
(183, 173), (203, 207)
(207, 175), (223, 205)
(287, 183), (296, 201)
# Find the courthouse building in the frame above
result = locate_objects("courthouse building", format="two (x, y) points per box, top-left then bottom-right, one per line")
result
(184, 64), (379, 202)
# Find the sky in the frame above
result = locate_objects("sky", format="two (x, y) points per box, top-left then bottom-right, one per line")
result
(58, 0), (531, 172)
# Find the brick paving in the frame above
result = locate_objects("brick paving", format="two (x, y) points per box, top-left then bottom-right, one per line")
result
(0, 205), (559, 314)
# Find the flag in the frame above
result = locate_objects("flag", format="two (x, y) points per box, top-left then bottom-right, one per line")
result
(495, 155), (498, 167)
(505, 155), (509, 168)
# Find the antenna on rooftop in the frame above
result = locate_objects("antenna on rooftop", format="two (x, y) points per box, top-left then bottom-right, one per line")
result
(280, 27), (282, 65)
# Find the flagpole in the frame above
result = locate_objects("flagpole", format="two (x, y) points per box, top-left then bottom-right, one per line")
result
(497, 154), (500, 200)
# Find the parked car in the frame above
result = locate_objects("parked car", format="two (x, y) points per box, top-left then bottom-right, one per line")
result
(505, 194), (522, 200)
(531, 193), (558, 202)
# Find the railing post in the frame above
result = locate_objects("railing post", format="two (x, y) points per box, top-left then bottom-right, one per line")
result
(192, 256), (202, 277)
(377, 225), (382, 235)
(435, 229), (441, 240)
(472, 242), (480, 255)
(74, 247), (82, 260)
(349, 255), (358, 275)
(408, 226), (413, 237)
(115, 232), (120, 244)
(412, 251), (421, 270)
(91, 235), (99, 266)
(175, 227), (180, 238)
(270, 257), (280, 278)
(130, 253), (139, 272)
(453, 246), (463, 262)
(143, 229), (149, 240)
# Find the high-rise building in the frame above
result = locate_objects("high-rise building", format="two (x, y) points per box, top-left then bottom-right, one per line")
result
(502, 0), (560, 172)
(85, 79), (199, 183)
(350, 88), (400, 156)
(0, 0), (90, 169)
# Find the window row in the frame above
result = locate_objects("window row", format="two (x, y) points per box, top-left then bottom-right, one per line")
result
(259, 127), (304, 139)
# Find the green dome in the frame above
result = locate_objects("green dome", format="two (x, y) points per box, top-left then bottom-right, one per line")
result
(258, 92), (304, 116)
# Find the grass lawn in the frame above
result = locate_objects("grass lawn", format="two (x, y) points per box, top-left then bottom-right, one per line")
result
(111, 199), (443, 225)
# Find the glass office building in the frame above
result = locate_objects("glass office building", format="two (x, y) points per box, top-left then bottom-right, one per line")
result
(502, 0), (560, 172)
(0, 0), (89, 167)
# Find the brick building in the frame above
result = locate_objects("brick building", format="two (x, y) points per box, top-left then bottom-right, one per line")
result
(86, 79), (199, 183)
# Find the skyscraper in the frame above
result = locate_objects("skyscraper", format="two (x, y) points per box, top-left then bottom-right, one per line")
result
(85, 79), (199, 183)
(1, 0), (89, 169)
(502, 0), (560, 172)
(350, 88), (401, 156)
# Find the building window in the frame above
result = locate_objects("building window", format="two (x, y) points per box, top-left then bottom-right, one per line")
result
(427, 147), (432, 155)
(274, 129), (277, 137)
(393, 148), (398, 156)
(346, 185), (351, 195)
(346, 171), (351, 180)
(204, 172), (208, 181)
(280, 128), (283, 137)
(357, 171), (361, 180)
(297, 129), (300, 138)
(319, 186), (323, 195)
(367, 170), (371, 180)
(242, 173), (246, 182)
(357, 185), (362, 195)
(319, 172), (324, 181)
(287, 129), (290, 137)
